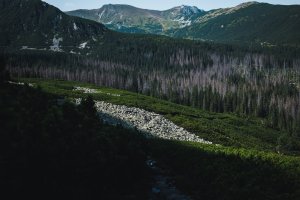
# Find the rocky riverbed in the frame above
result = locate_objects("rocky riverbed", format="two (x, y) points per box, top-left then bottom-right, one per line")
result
(76, 98), (212, 144)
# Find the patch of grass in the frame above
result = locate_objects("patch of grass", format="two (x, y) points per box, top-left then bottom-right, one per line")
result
(20, 78), (285, 152)
(148, 139), (300, 200)
(9, 78), (300, 199)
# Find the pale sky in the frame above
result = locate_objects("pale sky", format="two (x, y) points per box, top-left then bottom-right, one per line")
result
(42, 0), (300, 11)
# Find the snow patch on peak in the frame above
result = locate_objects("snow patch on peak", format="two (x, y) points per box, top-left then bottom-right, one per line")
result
(70, 50), (80, 55)
(50, 36), (63, 52)
(73, 23), (78, 30)
(105, 20), (113, 25)
(79, 41), (88, 49)
(173, 16), (192, 28)
(98, 9), (106, 20)
(92, 36), (97, 42)
(116, 24), (122, 29)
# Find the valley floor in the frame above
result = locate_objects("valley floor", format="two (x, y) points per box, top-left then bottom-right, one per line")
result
(3, 78), (300, 200)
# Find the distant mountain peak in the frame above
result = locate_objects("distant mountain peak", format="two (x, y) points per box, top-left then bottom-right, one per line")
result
(167, 5), (204, 22)
(102, 4), (132, 8)
(171, 5), (202, 15)
(66, 1), (300, 46)
(239, 1), (259, 6)
(235, 1), (259, 9)
(180, 5), (202, 15)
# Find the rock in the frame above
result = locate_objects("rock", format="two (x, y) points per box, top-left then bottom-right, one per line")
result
(93, 101), (212, 144)
(8, 81), (33, 87)
(74, 98), (212, 144)
(73, 86), (99, 94)
(73, 86), (121, 96)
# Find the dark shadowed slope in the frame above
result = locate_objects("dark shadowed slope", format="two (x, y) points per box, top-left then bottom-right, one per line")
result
(0, 0), (107, 51)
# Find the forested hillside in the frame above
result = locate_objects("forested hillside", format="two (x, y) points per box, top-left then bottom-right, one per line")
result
(67, 4), (205, 34)
(2, 77), (300, 200)
(4, 44), (300, 148)
(1, 0), (300, 163)
(67, 2), (300, 46)
(0, 0), (107, 52)
(18, 78), (300, 154)
(174, 2), (300, 46)
(2, 0), (300, 199)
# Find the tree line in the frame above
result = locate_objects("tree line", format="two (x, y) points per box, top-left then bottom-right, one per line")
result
(2, 38), (300, 144)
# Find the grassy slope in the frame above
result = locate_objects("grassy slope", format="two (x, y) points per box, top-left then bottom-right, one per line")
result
(148, 139), (300, 200)
(20, 78), (284, 152)
(175, 3), (300, 46)
(16, 78), (300, 199)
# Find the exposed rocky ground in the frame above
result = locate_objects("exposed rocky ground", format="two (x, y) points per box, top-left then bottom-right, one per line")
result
(95, 101), (212, 144)
(8, 81), (34, 87)
(77, 97), (208, 199)
(8, 83), (210, 144)
(74, 86), (99, 94)
(76, 97), (212, 144)
(74, 86), (120, 96)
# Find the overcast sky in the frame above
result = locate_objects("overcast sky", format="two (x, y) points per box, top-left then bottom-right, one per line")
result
(42, 0), (300, 11)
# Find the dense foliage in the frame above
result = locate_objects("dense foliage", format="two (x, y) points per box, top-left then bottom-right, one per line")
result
(2, 79), (300, 199)
(17, 79), (300, 154)
(2, 1), (300, 199)
(149, 139), (300, 200)
(0, 0), (106, 48)
(0, 83), (150, 199)
(6, 46), (300, 153)
(1, 1), (300, 143)
(174, 3), (300, 46)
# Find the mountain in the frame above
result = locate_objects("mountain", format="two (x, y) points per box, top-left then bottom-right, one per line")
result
(1, 0), (300, 139)
(66, 4), (205, 34)
(1, 1), (300, 198)
(0, 0), (210, 56)
(0, 0), (107, 52)
(67, 2), (300, 46)
(174, 2), (300, 45)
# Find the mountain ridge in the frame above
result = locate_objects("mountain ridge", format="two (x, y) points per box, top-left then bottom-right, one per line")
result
(66, 4), (206, 34)
(66, 2), (300, 46)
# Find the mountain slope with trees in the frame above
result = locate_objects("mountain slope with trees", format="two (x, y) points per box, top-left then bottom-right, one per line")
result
(66, 2), (300, 46)
(67, 4), (205, 34)
(174, 2), (300, 46)
(1, 1), (300, 197)
(18, 78), (300, 155)
(2, 77), (300, 200)
(0, 0), (107, 52)
(1, 0), (300, 156)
